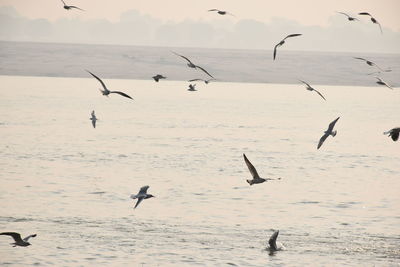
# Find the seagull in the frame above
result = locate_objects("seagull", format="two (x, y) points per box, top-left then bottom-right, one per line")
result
(152, 74), (166, 82)
(208, 9), (235, 17)
(384, 128), (400, 142)
(86, 70), (134, 100)
(60, 0), (84, 11)
(273, 34), (302, 60)
(299, 80), (326, 101)
(268, 230), (284, 253)
(130, 186), (155, 209)
(0, 232), (37, 247)
(336, 11), (359, 21)
(172, 52), (215, 79)
(188, 84), (197, 91)
(375, 77), (393, 90)
(317, 117), (340, 149)
(243, 154), (280, 185)
(188, 78), (215, 84)
(90, 110), (97, 128)
(358, 12), (382, 33)
(353, 57), (391, 72)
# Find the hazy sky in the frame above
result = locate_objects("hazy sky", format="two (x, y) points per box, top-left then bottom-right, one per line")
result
(1, 0), (400, 53)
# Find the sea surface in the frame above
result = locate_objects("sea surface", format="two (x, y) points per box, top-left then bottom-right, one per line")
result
(0, 73), (399, 266)
(0, 41), (399, 86)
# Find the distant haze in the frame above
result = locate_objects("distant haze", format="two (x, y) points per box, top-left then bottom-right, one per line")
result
(0, 2), (400, 53)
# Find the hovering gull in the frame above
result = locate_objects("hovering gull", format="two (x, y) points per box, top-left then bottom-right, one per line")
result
(317, 117), (340, 149)
(86, 70), (134, 100)
(60, 0), (84, 11)
(273, 34), (302, 60)
(208, 9), (235, 17)
(172, 52), (215, 79)
(336, 11), (359, 21)
(188, 84), (197, 91)
(152, 74), (166, 82)
(353, 57), (391, 72)
(384, 128), (400, 142)
(188, 78), (215, 84)
(130, 186), (155, 209)
(0, 232), (37, 247)
(268, 230), (284, 253)
(90, 110), (97, 128)
(243, 154), (280, 185)
(375, 77), (393, 90)
(358, 12), (382, 33)
(299, 80), (326, 101)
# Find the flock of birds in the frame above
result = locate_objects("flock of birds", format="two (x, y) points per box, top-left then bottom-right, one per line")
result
(1, 2), (399, 256)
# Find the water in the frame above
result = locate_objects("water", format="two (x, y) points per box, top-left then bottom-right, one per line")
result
(0, 74), (399, 266)
(0, 41), (399, 86)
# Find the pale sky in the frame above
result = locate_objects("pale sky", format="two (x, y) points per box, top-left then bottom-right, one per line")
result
(1, 0), (399, 31)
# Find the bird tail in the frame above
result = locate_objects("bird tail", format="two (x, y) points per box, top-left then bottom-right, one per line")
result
(383, 131), (390, 135)
(246, 180), (253, 185)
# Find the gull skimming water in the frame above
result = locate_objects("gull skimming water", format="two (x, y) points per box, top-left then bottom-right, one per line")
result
(299, 80), (326, 101)
(273, 34), (302, 60)
(130, 186), (155, 209)
(0, 232), (37, 247)
(267, 230), (284, 253)
(153, 74), (166, 82)
(188, 84), (197, 91)
(243, 154), (280, 185)
(317, 117), (340, 149)
(90, 110), (97, 128)
(86, 70), (134, 100)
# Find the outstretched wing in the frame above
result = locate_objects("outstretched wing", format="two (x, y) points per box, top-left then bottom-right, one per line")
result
(353, 57), (367, 62)
(273, 44), (279, 60)
(327, 117), (340, 132)
(376, 22), (383, 34)
(243, 154), (260, 179)
(337, 11), (350, 18)
(134, 197), (144, 209)
(317, 132), (329, 149)
(299, 80), (312, 88)
(195, 65), (214, 79)
(60, 0), (66, 5)
(110, 91), (134, 99)
(23, 234), (37, 242)
(208, 9), (219, 12)
(172, 52), (194, 65)
(283, 33), (302, 40)
(314, 89), (326, 101)
(358, 12), (371, 16)
(86, 70), (108, 92)
(268, 230), (279, 251)
(138, 185), (150, 195)
(92, 119), (96, 128)
(70, 6), (84, 11)
(0, 232), (23, 243)
(188, 79), (204, 82)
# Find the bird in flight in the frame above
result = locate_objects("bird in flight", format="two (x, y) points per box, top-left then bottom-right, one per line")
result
(299, 80), (326, 101)
(188, 78), (215, 84)
(152, 74), (166, 82)
(358, 12), (382, 33)
(243, 154), (280, 185)
(172, 52), (215, 79)
(336, 12), (359, 21)
(353, 57), (391, 72)
(0, 232), (37, 247)
(317, 117), (340, 149)
(268, 230), (284, 253)
(384, 128), (400, 142)
(374, 77), (393, 90)
(90, 110), (97, 128)
(130, 186), (155, 209)
(208, 9), (235, 17)
(188, 84), (197, 91)
(273, 34), (302, 60)
(60, 0), (84, 11)
(86, 70), (134, 100)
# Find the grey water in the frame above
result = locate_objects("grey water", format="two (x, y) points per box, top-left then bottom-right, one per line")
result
(0, 40), (399, 86)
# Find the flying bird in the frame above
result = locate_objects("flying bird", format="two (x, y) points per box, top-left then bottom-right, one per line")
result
(60, 0), (84, 11)
(188, 84), (197, 91)
(273, 34), (302, 60)
(172, 52), (215, 79)
(152, 74), (166, 82)
(353, 57), (391, 72)
(384, 128), (400, 142)
(336, 12), (359, 21)
(243, 153), (280, 185)
(86, 70), (134, 100)
(317, 117), (340, 149)
(90, 110), (97, 128)
(268, 230), (284, 253)
(375, 77), (393, 90)
(299, 80), (326, 101)
(188, 78), (215, 84)
(358, 12), (382, 33)
(0, 232), (37, 247)
(208, 9), (235, 17)
(130, 186), (155, 209)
